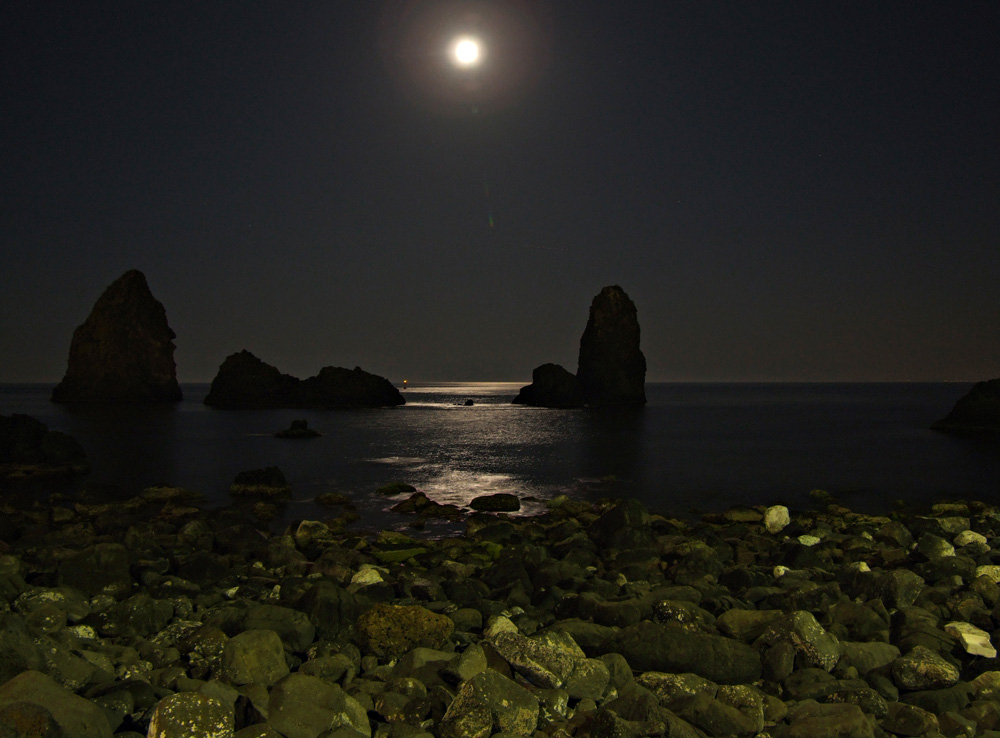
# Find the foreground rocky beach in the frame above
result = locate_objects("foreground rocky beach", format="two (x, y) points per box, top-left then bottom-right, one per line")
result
(2, 483), (1000, 738)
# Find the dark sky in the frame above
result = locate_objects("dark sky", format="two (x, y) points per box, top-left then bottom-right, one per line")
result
(2, 1), (998, 383)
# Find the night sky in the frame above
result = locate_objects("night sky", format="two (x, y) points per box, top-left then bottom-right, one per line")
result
(2, 1), (998, 384)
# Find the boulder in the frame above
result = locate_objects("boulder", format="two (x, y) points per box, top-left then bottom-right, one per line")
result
(932, 378), (1000, 433)
(268, 673), (370, 738)
(354, 604), (454, 658)
(600, 621), (762, 685)
(438, 668), (538, 738)
(146, 693), (233, 738)
(576, 285), (647, 405)
(0, 670), (112, 738)
(511, 364), (583, 408)
(51, 269), (182, 403)
(204, 351), (404, 409)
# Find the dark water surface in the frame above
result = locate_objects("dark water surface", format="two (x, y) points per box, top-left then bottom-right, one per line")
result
(2, 382), (997, 530)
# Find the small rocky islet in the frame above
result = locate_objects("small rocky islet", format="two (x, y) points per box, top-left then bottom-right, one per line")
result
(3, 481), (1000, 737)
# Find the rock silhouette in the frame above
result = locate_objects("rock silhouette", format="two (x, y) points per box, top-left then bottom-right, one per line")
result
(51, 270), (182, 403)
(514, 285), (646, 407)
(576, 285), (647, 405)
(512, 363), (582, 408)
(932, 378), (1000, 433)
(204, 350), (404, 409)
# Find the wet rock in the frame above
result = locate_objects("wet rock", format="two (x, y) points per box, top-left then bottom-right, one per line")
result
(756, 611), (842, 672)
(221, 630), (290, 687)
(469, 493), (521, 512)
(268, 673), (370, 738)
(230, 467), (290, 498)
(51, 269), (182, 403)
(600, 621), (762, 684)
(775, 700), (875, 738)
(438, 668), (538, 738)
(0, 670), (112, 738)
(56, 543), (132, 598)
(891, 644), (961, 690)
(354, 604), (454, 659)
(146, 692), (233, 737)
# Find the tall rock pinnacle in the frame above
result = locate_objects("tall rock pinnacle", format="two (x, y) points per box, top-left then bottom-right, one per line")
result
(576, 285), (647, 405)
(52, 270), (182, 402)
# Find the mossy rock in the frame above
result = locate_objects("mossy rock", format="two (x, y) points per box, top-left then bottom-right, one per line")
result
(355, 603), (454, 658)
(230, 466), (290, 497)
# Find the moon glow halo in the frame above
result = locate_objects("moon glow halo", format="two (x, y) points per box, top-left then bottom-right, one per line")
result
(451, 36), (482, 67)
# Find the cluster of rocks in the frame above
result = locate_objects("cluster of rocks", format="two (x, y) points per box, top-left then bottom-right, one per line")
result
(3, 486), (1000, 737)
(203, 351), (405, 410)
(0, 414), (88, 480)
(514, 285), (647, 408)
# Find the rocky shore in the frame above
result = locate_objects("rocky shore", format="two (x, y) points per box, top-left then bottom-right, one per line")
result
(2, 485), (1000, 738)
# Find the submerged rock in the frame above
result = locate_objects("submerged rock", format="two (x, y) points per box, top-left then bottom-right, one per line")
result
(275, 419), (320, 439)
(52, 269), (182, 403)
(204, 351), (404, 409)
(932, 379), (1000, 433)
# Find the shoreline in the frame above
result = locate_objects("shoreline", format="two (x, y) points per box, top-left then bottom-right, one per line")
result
(2, 488), (1000, 736)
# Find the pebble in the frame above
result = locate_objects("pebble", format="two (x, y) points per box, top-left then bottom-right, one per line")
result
(2, 489), (1000, 738)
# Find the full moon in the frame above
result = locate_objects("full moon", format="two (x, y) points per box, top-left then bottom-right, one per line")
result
(451, 36), (481, 67)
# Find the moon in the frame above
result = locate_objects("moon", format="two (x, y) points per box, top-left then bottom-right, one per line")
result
(451, 36), (481, 67)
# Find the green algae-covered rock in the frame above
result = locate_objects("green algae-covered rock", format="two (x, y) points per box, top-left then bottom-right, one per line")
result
(438, 668), (538, 738)
(354, 604), (453, 658)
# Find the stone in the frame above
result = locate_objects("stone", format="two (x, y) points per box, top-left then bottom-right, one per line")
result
(438, 669), (538, 738)
(267, 673), (370, 738)
(146, 692), (233, 737)
(511, 364), (583, 408)
(765, 505), (791, 534)
(245, 604), (316, 653)
(0, 670), (112, 738)
(891, 645), (961, 690)
(879, 701), (939, 737)
(756, 611), (842, 672)
(204, 351), (404, 409)
(57, 543), (132, 598)
(354, 604), (454, 658)
(944, 621), (997, 658)
(600, 621), (762, 684)
(229, 467), (290, 498)
(777, 700), (875, 738)
(932, 378), (1000, 434)
(52, 270), (182, 403)
(220, 630), (289, 687)
(469, 493), (521, 512)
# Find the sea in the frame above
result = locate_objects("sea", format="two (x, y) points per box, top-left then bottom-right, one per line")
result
(2, 382), (998, 533)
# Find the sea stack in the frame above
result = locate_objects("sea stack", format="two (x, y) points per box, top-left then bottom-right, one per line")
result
(514, 285), (646, 407)
(576, 285), (647, 405)
(931, 378), (1000, 434)
(204, 350), (405, 409)
(52, 270), (182, 403)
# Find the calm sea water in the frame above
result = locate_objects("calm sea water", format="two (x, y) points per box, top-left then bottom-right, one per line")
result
(2, 383), (997, 531)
